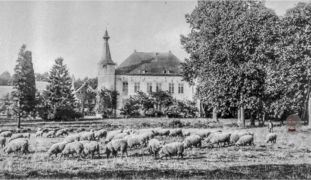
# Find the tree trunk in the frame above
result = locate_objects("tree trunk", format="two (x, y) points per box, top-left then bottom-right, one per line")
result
(213, 107), (218, 122)
(17, 102), (21, 128)
(250, 112), (255, 126)
(238, 108), (241, 125)
(241, 106), (245, 127)
(262, 112), (266, 126)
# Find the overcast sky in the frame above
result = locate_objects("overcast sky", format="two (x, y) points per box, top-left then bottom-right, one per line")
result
(0, 0), (309, 79)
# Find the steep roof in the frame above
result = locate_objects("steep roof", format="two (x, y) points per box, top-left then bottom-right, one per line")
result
(116, 51), (182, 76)
(98, 30), (115, 66)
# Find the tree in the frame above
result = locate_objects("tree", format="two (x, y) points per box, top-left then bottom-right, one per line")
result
(12, 45), (37, 127)
(0, 71), (12, 85)
(181, 0), (279, 126)
(97, 88), (119, 118)
(44, 58), (76, 120)
(35, 72), (49, 81)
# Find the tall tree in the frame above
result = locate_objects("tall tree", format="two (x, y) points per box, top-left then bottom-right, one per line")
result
(44, 58), (76, 120)
(0, 71), (12, 85)
(181, 0), (279, 126)
(12, 45), (36, 128)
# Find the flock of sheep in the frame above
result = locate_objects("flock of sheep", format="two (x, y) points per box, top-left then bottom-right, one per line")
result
(0, 127), (278, 160)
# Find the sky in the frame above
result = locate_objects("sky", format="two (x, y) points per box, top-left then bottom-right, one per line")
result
(0, 0), (309, 79)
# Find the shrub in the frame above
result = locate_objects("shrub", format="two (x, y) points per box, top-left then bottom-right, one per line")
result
(141, 122), (151, 127)
(168, 119), (183, 128)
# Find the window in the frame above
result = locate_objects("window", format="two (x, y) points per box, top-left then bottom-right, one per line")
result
(147, 82), (152, 93)
(156, 83), (162, 92)
(123, 82), (128, 95)
(134, 82), (140, 92)
(169, 83), (174, 93)
(178, 83), (184, 94)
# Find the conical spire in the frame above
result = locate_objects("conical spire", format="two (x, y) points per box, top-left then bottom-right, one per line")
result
(99, 29), (115, 66)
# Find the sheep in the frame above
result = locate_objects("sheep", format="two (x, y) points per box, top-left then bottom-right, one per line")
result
(60, 141), (84, 158)
(204, 131), (222, 144)
(155, 129), (170, 137)
(266, 133), (277, 144)
(105, 130), (123, 143)
(9, 134), (24, 142)
(123, 128), (134, 134)
(229, 133), (240, 145)
(134, 129), (152, 135)
(35, 131), (44, 138)
(37, 128), (42, 132)
(94, 129), (108, 140)
(148, 139), (164, 157)
(169, 129), (183, 137)
(159, 142), (184, 160)
(82, 141), (100, 159)
(63, 134), (81, 143)
(0, 131), (12, 138)
(208, 133), (231, 148)
(112, 133), (129, 140)
(76, 128), (85, 133)
(183, 135), (202, 149)
(47, 141), (68, 157)
(237, 131), (253, 137)
(235, 135), (254, 146)
(55, 129), (68, 137)
(126, 135), (147, 149)
(0, 137), (6, 148)
(182, 130), (191, 137)
(90, 129), (95, 132)
(140, 132), (155, 141)
(80, 132), (95, 141)
(22, 133), (30, 139)
(46, 131), (56, 138)
(106, 139), (128, 158)
(4, 139), (29, 155)
(123, 134), (135, 141)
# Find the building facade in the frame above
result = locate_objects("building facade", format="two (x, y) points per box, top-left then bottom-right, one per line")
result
(97, 30), (197, 116)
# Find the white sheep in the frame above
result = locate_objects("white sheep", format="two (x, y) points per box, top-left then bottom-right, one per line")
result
(60, 141), (84, 158)
(4, 138), (29, 155)
(140, 132), (155, 141)
(155, 129), (170, 137)
(0, 131), (12, 138)
(35, 131), (44, 138)
(266, 133), (277, 144)
(94, 129), (108, 140)
(106, 139), (128, 158)
(183, 135), (202, 149)
(63, 134), (81, 143)
(169, 129), (183, 137)
(127, 135), (149, 149)
(105, 130), (123, 143)
(22, 133), (30, 139)
(47, 141), (68, 157)
(0, 137), (6, 148)
(46, 131), (56, 138)
(80, 132), (95, 141)
(76, 128), (86, 133)
(9, 133), (24, 142)
(55, 130), (68, 137)
(182, 130), (191, 137)
(235, 135), (254, 146)
(159, 142), (184, 160)
(148, 139), (164, 157)
(229, 133), (240, 145)
(82, 141), (100, 159)
(112, 132), (129, 140)
(208, 133), (231, 148)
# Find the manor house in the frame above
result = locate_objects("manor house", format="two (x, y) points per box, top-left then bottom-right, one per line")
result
(97, 30), (197, 116)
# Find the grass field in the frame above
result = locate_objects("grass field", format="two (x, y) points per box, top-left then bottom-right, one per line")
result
(0, 118), (311, 179)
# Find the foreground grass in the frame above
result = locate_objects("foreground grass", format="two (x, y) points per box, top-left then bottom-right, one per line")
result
(0, 121), (311, 179)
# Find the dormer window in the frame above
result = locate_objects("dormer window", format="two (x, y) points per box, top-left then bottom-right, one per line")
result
(139, 70), (147, 74)
(163, 70), (172, 74)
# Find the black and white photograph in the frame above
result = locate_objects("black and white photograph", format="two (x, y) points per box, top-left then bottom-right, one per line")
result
(0, 0), (311, 179)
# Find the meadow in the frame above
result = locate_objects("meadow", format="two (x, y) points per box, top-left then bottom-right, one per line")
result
(0, 118), (311, 179)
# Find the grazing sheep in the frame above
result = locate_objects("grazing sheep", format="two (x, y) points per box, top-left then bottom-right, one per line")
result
(4, 139), (29, 155)
(237, 131), (253, 137)
(55, 129), (68, 137)
(235, 135), (254, 146)
(208, 133), (231, 147)
(123, 128), (134, 134)
(9, 134), (23, 142)
(46, 131), (56, 138)
(169, 129), (183, 137)
(204, 131), (222, 143)
(60, 141), (84, 158)
(37, 128), (42, 132)
(0, 137), (6, 148)
(0, 131), (12, 138)
(63, 134), (81, 143)
(113, 133), (129, 140)
(105, 130), (123, 143)
(90, 129), (95, 132)
(47, 141), (68, 157)
(82, 141), (100, 159)
(155, 129), (170, 137)
(22, 133), (30, 139)
(77, 128), (86, 133)
(35, 131), (44, 138)
(183, 135), (202, 149)
(159, 142), (184, 160)
(80, 132), (95, 141)
(148, 139), (164, 157)
(229, 133), (240, 145)
(182, 130), (191, 137)
(141, 132), (155, 141)
(106, 139), (128, 158)
(266, 133), (277, 144)
(126, 135), (147, 149)
(94, 129), (108, 140)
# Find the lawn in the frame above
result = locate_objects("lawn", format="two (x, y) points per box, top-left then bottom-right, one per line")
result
(0, 118), (311, 179)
